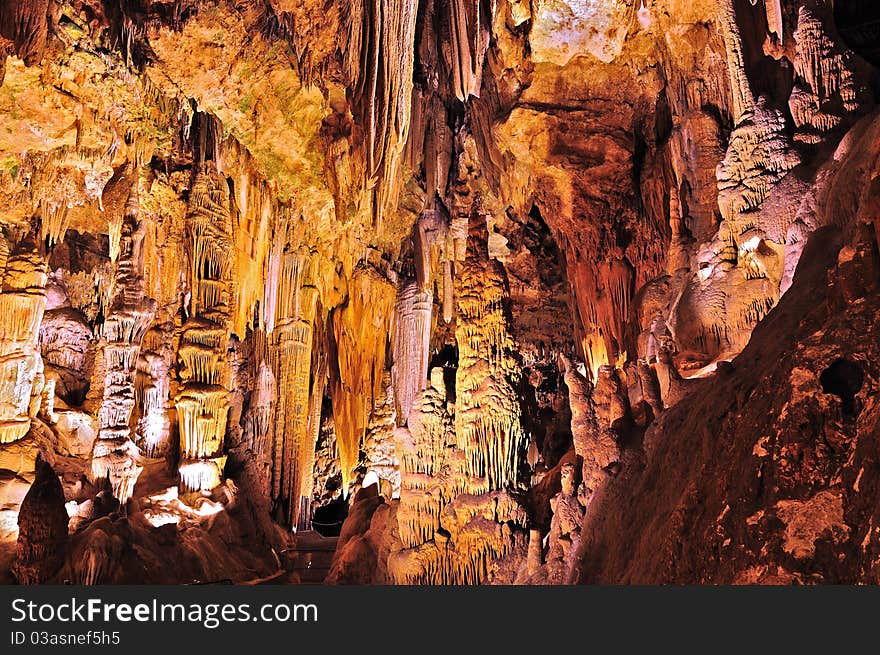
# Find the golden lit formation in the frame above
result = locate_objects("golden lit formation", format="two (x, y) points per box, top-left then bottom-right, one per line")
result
(0, 0), (878, 586)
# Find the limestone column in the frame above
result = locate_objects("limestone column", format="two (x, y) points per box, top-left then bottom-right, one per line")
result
(175, 171), (233, 493)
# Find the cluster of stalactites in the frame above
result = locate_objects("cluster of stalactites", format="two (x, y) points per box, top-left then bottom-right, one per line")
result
(0, 238), (48, 445)
(345, 0), (419, 226)
(448, 0), (490, 102)
(331, 267), (396, 492)
(569, 254), (634, 381)
(229, 159), (275, 339)
(453, 209), (524, 495)
(90, 193), (156, 504)
(175, 171), (234, 493)
(391, 279), (433, 427)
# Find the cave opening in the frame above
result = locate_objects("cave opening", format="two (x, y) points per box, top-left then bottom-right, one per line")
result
(429, 342), (458, 402)
(819, 358), (864, 418)
(311, 497), (349, 537)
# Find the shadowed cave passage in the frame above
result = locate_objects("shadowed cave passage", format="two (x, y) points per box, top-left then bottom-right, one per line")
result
(819, 358), (865, 418)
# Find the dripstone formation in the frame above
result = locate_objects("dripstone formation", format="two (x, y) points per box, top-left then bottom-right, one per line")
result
(0, 0), (878, 585)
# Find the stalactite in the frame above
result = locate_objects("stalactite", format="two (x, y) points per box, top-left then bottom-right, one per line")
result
(394, 367), (454, 547)
(765, 0), (783, 42)
(448, 0), (489, 102)
(248, 360), (276, 456)
(717, 0), (755, 125)
(346, 0), (419, 225)
(391, 279), (433, 426)
(39, 203), (71, 249)
(788, 3), (870, 146)
(568, 253), (635, 379)
(331, 267), (396, 491)
(296, 341), (329, 531)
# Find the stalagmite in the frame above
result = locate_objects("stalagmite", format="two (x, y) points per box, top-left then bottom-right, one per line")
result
(362, 375), (401, 498)
(454, 205), (524, 494)
(12, 456), (68, 584)
(394, 367), (455, 548)
(560, 355), (619, 505)
(391, 279), (433, 426)
(544, 462), (585, 579)
(654, 347), (696, 408)
(636, 359), (664, 419)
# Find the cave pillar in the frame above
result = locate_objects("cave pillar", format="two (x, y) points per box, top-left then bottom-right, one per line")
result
(90, 197), (156, 503)
(453, 206), (524, 494)
(175, 171), (234, 493)
(391, 279), (433, 427)
(269, 248), (319, 528)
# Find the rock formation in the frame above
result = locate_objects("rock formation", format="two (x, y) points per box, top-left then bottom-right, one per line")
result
(0, 0), (877, 586)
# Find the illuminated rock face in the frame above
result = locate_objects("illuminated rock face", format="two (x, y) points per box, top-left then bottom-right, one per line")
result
(0, 241), (47, 446)
(0, 0), (878, 586)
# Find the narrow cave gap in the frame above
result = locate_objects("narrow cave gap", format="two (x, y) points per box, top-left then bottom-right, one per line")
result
(429, 342), (458, 402)
(310, 390), (347, 536)
(654, 88), (674, 144)
(509, 204), (574, 470)
(632, 125), (648, 190)
(678, 178), (695, 237)
(732, 0), (793, 111)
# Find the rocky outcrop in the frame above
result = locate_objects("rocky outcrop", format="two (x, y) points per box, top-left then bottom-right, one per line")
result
(12, 455), (68, 584)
